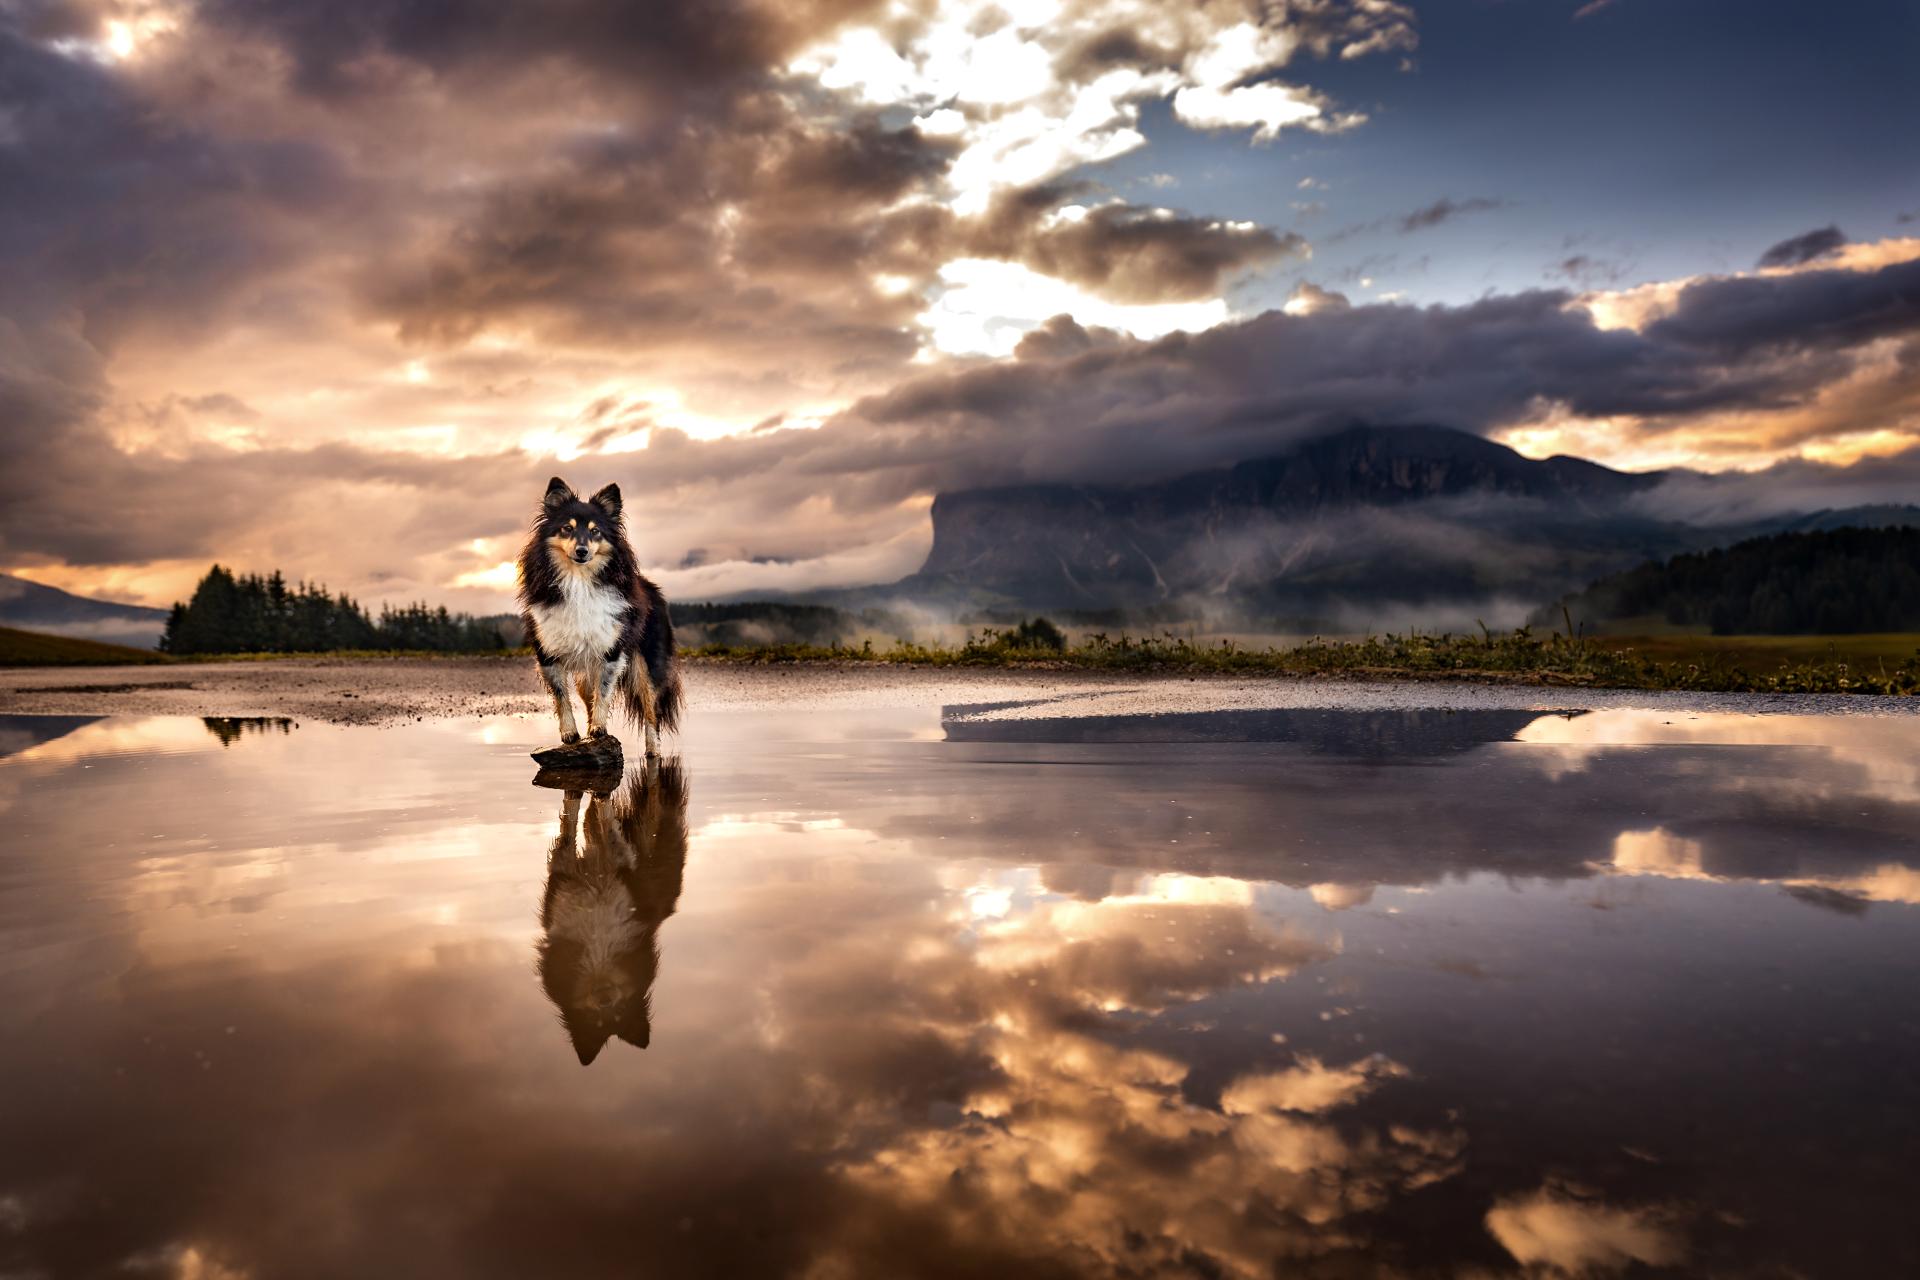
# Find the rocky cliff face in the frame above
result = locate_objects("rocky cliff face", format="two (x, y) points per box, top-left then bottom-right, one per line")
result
(903, 426), (1681, 619)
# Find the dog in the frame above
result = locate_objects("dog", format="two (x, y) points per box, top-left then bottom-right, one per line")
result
(535, 761), (689, 1064)
(518, 476), (681, 755)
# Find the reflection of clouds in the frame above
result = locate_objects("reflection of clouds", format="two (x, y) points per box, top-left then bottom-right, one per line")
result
(820, 869), (1463, 1278)
(841, 1034), (1463, 1279)
(1610, 827), (1706, 878)
(1486, 1184), (1684, 1275)
(1309, 881), (1375, 911)
(1, 715), (224, 769)
(1608, 826), (1920, 905)
(1220, 1054), (1404, 1116)
(1517, 710), (1920, 805)
(973, 873), (1337, 1013)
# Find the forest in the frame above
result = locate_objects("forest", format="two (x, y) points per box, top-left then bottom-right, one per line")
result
(1553, 526), (1920, 635)
(160, 566), (508, 654)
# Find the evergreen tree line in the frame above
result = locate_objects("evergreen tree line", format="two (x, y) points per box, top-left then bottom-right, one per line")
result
(1558, 526), (1920, 635)
(160, 565), (508, 654)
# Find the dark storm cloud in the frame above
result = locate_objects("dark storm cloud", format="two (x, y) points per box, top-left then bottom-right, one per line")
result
(192, 0), (881, 98)
(847, 260), (1920, 473)
(1057, 27), (1180, 80)
(1646, 257), (1920, 355)
(364, 104), (952, 359)
(1755, 225), (1847, 269)
(967, 183), (1307, 304)
(1398, 196), (1506, 233)
(0, 23), (350, 347)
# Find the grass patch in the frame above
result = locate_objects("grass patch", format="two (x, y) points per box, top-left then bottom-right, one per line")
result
(0, 625), (172, 667)
(1590, 632), (1920, 669)
(686, 623), (1920, 695)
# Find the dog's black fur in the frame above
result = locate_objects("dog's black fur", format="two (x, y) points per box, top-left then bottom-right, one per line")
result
(517, 476), (681, 739)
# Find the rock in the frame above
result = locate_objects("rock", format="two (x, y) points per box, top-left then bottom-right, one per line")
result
(531, 733), (624, 771)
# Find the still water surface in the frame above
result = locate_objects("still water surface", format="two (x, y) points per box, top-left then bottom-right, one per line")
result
(1, 706), (1917, 1278)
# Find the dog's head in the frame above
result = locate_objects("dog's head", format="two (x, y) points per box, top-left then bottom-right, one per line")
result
(538, 476), (622, 568)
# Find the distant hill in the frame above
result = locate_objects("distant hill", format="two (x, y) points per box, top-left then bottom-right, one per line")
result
(0, 625), (172, 667)
(856, 425), (1920, 627)
(0, 574), (168, 648)
(1548, 526), (1920, 635)
(872, 425), (1684, 623)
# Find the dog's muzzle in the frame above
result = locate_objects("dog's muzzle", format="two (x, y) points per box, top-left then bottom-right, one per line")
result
(571, 546), (592, 563)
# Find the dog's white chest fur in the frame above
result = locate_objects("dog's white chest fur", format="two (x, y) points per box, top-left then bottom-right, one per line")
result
(530, 568), (625, 667)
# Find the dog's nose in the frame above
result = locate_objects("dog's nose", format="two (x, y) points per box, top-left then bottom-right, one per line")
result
(573, 547), (591, 562)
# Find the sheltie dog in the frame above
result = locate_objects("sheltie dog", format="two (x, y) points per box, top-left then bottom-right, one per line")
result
(518, 476), (681, 754)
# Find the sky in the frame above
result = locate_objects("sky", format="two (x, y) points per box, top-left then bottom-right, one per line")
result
(2, 0), (1917, 611)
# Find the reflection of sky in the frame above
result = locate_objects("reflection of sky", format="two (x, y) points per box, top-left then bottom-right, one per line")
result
(0, 709), (1917, 1276)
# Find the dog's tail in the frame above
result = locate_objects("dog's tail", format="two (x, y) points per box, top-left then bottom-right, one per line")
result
(621, 582), (681, 734)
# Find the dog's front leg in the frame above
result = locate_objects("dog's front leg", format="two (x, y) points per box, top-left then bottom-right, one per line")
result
(553, 790), (583, 863)
(590, 652), (627, 739)
(541, 660), (582, 743)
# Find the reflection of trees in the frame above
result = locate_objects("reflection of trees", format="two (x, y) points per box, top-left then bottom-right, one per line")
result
(535, 761), (689, 1065)
(200, 717), (295, 746)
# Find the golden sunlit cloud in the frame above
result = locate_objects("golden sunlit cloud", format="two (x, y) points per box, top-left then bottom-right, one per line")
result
(925, 258), (1229, 355)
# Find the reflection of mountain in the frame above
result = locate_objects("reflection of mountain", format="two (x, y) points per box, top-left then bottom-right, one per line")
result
(535, 761), (689, 1065)
(920, 710), (1920, 910)
(0, 714), (103, 758)
(944, 706), (1568, 755)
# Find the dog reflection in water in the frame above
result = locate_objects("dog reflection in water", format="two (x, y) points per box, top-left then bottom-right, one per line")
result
(535, 760), (688, 1064)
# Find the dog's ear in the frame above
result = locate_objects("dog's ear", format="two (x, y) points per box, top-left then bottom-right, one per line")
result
(543, 476), (576, 510)
(589, 483), (622, 520)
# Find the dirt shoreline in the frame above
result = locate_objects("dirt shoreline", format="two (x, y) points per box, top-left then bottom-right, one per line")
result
(2, 655), (1916, 724)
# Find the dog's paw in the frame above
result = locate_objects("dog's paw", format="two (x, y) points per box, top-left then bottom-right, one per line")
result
(560, 731), (581, 744)
(589, 725), (608, 739)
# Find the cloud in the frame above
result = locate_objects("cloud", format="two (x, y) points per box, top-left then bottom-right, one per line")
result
(1572, 0), (1620, 19)
(1552, 254), (1625, 286)
(1486, 1185), (1684, 1274)
(793, 0), (1417, 214)
(1282, 282), (1351, 315)
(1756, 225), (1848, 269)
(967, 184), (1307, 305)
(1399, 196), (1507, 233)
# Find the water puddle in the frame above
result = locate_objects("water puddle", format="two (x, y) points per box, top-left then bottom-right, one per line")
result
(1, 707), (1916, 1276)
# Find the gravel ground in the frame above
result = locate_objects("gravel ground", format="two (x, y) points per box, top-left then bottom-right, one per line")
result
(1, 655), (1915, 724)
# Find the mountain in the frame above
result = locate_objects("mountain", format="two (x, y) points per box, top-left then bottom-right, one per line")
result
(877, 425), (1918, 627)
(0, 574), (169, 648)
